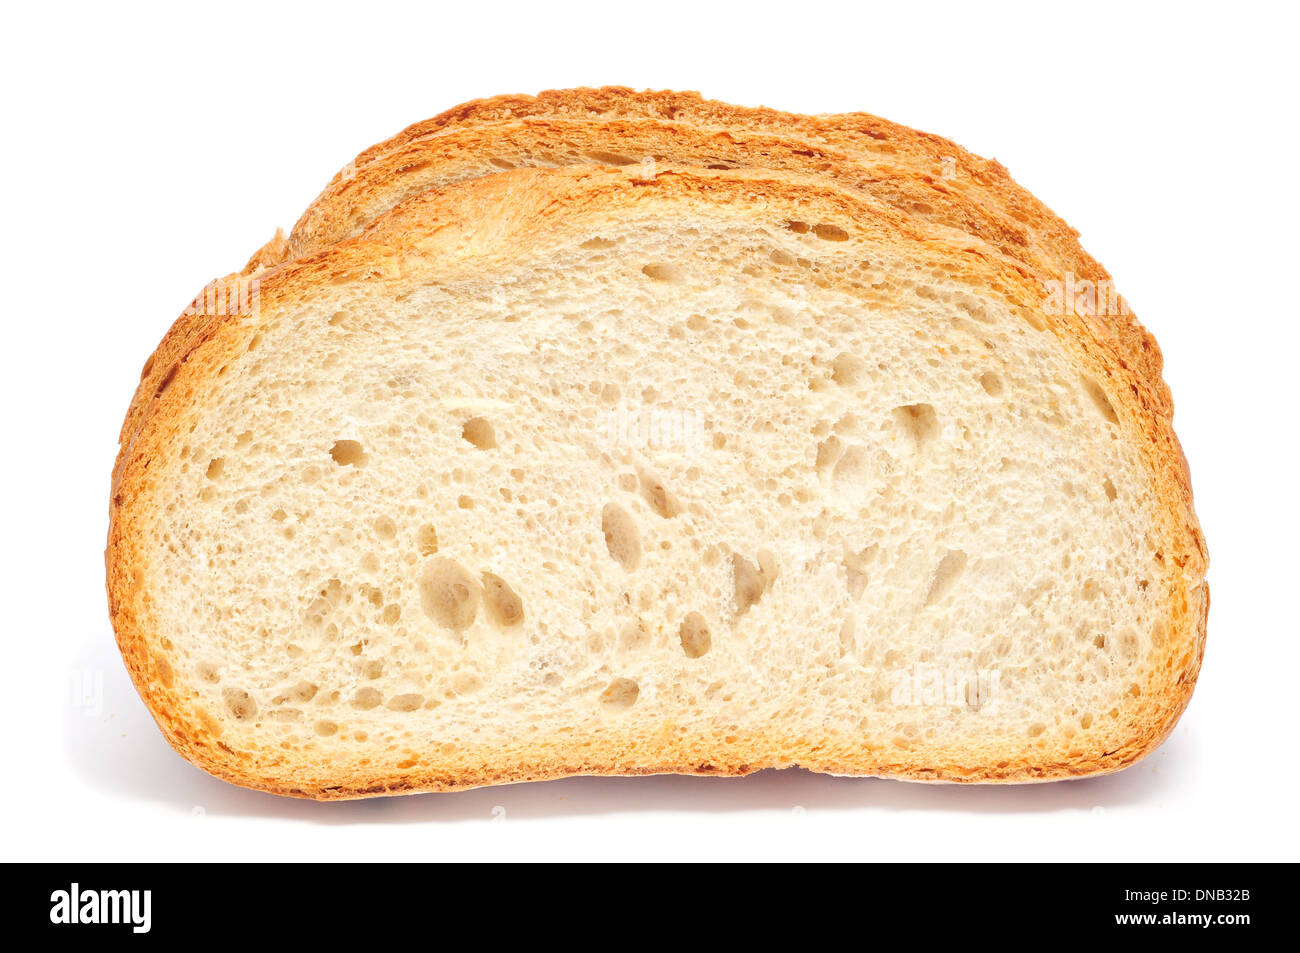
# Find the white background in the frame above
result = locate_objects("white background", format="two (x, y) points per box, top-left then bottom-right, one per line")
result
(2, 1), (1296, 861)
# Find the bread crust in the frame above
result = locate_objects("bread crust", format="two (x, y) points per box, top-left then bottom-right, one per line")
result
(108, 164), (1206, 799)
(288, 117), (1035, 266)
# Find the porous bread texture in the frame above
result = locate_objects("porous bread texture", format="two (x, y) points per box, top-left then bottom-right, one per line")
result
(108, 166), (1207, 798)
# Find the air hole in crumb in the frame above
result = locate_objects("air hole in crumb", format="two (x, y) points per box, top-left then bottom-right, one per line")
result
(733, 552), (774, 615)
(154, 365), (177, 396)
(679, 612), (711, 658)
(894, 403), (940, 448)
(583, 150), (637, 166)
(373, 515), (397, 539)
(418, 557), (480, 632)
(1103, 476), (1118, 501)
(832, 445), (869, 485)
(1083, 378), (1119, 424)
(482, 572), (525, 627)
(416, 524), (439, 555)
(600, 678), (639, 710)
(352, 688), (382, 710)
(330, 440), (368, 467)
(813, 223), (850, 241)
(641, 475), (678, 518)
(222, 688), (257, 721)
(831, 352), (867, 387)
(461, 417), (496, 449)
(387, 693), (424, 712)
(979, 372), (1004, 396)
(641, 263), (682, 282)
(153, 655), (173, 687)
(601, 502), (641, 571)
(315, 720), (338, 737)
(205, 458), (225, 479)
(815, 435), (844, 473)
(924, 549), (967, 605)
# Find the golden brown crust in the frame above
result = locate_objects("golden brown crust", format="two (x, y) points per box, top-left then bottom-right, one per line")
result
(108, 164), (1206, 799)
(289, 117), (1035, 267)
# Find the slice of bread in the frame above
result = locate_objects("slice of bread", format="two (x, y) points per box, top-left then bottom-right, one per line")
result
(108, 165), (1206, 798)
